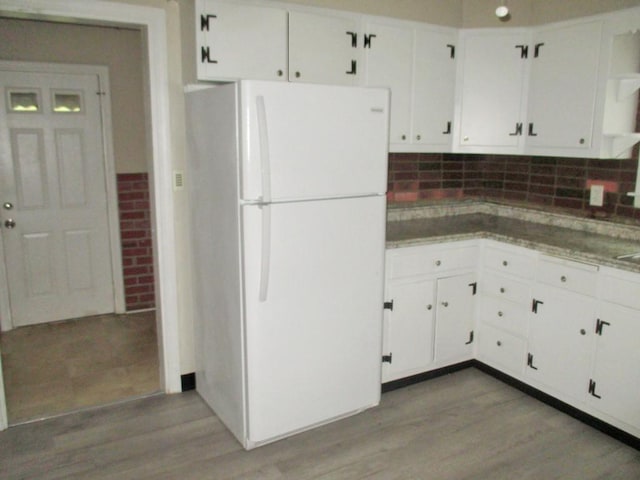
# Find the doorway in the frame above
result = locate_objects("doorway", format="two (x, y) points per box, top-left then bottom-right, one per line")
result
(0, 2), (184, 427)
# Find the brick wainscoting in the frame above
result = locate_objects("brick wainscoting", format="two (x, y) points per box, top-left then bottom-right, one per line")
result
(117, 173), (155, 311)
(388, 153), (640, 220)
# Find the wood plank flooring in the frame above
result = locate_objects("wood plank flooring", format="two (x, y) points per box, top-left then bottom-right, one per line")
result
(1, 368), (638, 479)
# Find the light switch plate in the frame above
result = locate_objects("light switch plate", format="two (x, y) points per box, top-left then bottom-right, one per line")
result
(590, 184), (604, 206)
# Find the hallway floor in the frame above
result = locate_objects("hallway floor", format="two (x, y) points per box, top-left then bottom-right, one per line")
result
(0, 311), (159, 424)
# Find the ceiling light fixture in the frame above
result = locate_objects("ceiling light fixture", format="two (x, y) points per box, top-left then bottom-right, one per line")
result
(495, 3), (510, 19)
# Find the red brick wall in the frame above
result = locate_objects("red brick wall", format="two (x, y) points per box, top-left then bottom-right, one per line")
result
(388, 153), (640, 220)
(117, 173), (155, 311)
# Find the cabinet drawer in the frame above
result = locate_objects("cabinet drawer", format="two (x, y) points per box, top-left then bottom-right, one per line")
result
(481, 271), (531, 305)
(387, 245), (478, 279)
(484, 245), (536, 279)
(537, 255), (598, 296)
(477, 325), (526, 376)
(600, 272), (640, 311)
(479, 296), (529, 336)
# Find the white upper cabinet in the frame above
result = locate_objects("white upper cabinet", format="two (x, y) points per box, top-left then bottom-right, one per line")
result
(196, 0), (288, 82)
(365, 19), (456, 151)
(412, 28), (457, 150)
(364, 21), (413, 145)
(454, 29), (530, 153)
(288, 11), (361, 85)
(525, 21), (603, 154)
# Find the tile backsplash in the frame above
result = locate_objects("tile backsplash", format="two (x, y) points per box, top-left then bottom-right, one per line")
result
(387, 152), (640, 220)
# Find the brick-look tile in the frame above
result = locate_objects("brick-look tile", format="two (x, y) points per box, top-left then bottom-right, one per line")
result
(117, 173), (155, 311)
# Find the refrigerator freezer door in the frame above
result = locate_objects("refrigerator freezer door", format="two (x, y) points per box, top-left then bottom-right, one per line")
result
(240, 81), (389, 202)
(241, 195), (386, 446)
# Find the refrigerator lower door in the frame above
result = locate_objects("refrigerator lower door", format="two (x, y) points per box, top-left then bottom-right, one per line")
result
(241, 195), (385, 447)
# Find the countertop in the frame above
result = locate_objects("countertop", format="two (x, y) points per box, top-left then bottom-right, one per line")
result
(386, 201), (640, 273)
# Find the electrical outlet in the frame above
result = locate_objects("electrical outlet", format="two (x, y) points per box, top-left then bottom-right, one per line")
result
(589, 184), (604, 207)
(173, 170), (185, 191)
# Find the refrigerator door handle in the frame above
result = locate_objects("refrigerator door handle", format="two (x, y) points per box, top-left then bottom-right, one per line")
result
(258, 204), (272, 302)
(256, 95), (272, 204)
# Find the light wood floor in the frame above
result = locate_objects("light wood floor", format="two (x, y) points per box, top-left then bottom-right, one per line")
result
(1, 368), (638, 479)
(0, 312), (159, 424)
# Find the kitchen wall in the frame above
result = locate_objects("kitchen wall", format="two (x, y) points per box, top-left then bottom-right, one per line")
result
(388, 153), (640, 220)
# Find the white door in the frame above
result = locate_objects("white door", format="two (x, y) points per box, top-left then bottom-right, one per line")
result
(242, 195), (385, 445)
(0, 67), (115, 327)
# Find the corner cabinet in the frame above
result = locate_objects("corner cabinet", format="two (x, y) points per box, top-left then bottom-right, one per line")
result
(453, 29), (530, 153)
(196, 0), (288, 82)
(382, 242), (478, 383)
(525, 21), (603, 155)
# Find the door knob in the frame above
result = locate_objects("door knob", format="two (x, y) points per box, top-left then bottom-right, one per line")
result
(4, 219), (16, 229)
(3, 202), (12, 210)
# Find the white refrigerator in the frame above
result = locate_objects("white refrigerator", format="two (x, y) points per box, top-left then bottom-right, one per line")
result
(185, 80), (389, 449)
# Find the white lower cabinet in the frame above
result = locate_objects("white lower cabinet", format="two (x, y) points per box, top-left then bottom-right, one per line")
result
(386, 238), (640, 440)
(525, 284), (596, 401)
(433, 273), (476, 365)
(382, 242), (478, 383)
(382, 278), (436, 382)
(588, 301), (640, 431)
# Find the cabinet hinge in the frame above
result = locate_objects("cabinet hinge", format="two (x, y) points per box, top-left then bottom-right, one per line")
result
(201, 46), (217, 64)
(382, 353), (392, 364)
(531, 299), (544, 314)
(346, 60), (357, 75)
(509, 122), (523, 136)
(446, 44), (455, 58)
(346, 31), (358, 48)
(515, 44), (529, 58)
(465, 330), (474, 345)
(528, 123), (538, 137)
(527, 353), (538, 370)
(595, 319), (611, 336)
(534, 42), (545, 58)
(468, 282), (477, 295)
(200, 14), (217, 31)
(588, 379), (602, 399)
(442, 121), (452, 135)
(383, 300), (394, 311)
(364, 33), (377, 49)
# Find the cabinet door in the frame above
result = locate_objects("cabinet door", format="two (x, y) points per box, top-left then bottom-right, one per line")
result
(434, 273), (476, 364)
(455, 30), (529, 150)
(526, 21), (602, 152)
(288, 11), (360, 85)
(364, 22), (413, 144)
(413, 29), (456, 147)
(526, 285), (595, 400)
(196, 0), (287, 81)
(588, 302), (640, 429)
(382, 278), (436, 382)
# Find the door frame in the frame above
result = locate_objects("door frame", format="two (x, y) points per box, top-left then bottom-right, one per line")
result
(0, 0), (183, 431)
(0, 60), (126, 332)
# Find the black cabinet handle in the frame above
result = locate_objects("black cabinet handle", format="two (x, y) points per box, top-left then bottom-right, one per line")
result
(200, 14), (217, 31)
(516, 45), (529, 58)
(528, 123), (538, 137)
(364, 33), (377, 49)
(346, 31), (357, 48)
(442, 121), (452, 135)
(509, 123), (523, 136)
(532, 299), (544, 313)
(534, 42), (545, 58)
(527, 353), (538, 370)
(346, 60), (357, 75)
(465, 330), (474, 345)
(446, 44), (455, 58)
